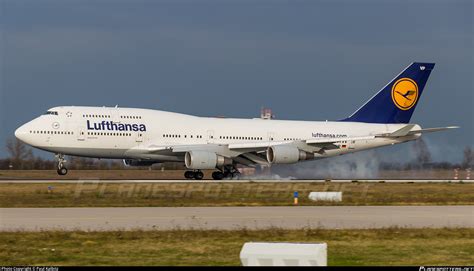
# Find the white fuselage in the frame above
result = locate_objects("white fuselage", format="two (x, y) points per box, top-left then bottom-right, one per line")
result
(15, 106), (420, 164)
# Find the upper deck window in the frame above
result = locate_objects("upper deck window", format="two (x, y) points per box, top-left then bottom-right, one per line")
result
(44, 111), (58, 115)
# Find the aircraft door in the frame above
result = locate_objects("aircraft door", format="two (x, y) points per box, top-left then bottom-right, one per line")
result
(267, 132), (275, 141)
(111, 106), (121, 124)
(136, 132), (144, 142)
(207, 130), (215, 143)
(77, 125), (86, 141)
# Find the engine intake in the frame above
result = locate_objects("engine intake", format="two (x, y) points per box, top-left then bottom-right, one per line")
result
(185, 151), (232, 169)
(266, 145), (314, 164)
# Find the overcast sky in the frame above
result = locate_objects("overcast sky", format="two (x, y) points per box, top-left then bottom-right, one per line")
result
(0, 0), (472, 162)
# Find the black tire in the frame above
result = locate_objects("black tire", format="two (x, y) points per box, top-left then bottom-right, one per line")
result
(194, 171), (204, 180)
(212, 171), (224, 180)
(57, 167), (68, 175)
(184, 171), (194, 179)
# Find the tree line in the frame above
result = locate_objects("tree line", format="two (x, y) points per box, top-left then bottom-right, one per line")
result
(380, 138), (473, 170)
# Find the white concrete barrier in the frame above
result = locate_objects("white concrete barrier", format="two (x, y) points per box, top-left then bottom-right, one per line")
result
(308, 192), (342, 202)
(240, 242), (327, 266)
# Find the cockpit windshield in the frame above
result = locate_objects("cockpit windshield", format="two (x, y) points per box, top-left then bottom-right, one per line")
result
(44, 111), (58, 115)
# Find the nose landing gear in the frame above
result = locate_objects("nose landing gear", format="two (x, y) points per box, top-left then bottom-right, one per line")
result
(55, 154), (68, 175)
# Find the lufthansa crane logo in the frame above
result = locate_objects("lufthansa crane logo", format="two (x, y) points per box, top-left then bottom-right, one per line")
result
(391, 78), (418, 110)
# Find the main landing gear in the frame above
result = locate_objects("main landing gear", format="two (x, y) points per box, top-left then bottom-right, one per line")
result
(212, 165), (241, 180)
(184, 170), (204, 180)
(55, 154), (68, 175)
(184, 166), (241, 180)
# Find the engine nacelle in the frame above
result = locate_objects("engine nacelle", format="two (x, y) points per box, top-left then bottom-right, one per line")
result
(185, 151), (232, 169)
(123, 159), (158, 167)
(266, 145), (314, 164)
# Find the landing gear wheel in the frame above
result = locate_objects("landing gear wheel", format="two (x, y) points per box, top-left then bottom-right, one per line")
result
(57, 167), (68, 176)
(212, 171), (224, 180)
(55, 153), (67, 175)
(194, 171), (204, 180)
(222, 165), (241, 180)
(184, 171), (195, 179)
(55, 153), (68, 176)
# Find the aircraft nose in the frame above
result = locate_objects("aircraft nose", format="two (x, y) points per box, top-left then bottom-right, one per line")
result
(14, 124), (29, 142)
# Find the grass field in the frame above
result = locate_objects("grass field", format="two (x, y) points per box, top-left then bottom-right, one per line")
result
(1, 228), (472, 266)
(0, 182), (472, 207)
(0, 168), (465, 180)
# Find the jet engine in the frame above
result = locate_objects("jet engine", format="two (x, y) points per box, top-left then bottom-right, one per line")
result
(185, 151), (232, 169)
(266, 145), (314, 164)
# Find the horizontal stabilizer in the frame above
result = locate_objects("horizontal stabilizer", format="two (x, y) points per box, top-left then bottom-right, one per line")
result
(407, 126), (459, 135)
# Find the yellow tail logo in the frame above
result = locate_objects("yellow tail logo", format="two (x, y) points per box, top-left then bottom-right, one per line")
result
(391, 78), (418, 110)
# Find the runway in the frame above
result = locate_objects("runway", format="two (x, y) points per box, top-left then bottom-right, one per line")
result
(1, 179), (472, 183)
(1, 206), (472, 231)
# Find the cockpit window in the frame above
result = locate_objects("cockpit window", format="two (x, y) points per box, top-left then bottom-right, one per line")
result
(44, 111), (58, 115)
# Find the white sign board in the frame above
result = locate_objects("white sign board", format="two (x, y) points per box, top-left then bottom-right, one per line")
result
(308, 192), (342, 202)
(240, 242), (327, 266)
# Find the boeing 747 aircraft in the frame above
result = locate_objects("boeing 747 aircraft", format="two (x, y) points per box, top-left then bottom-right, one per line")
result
(15, 62), (457, 179)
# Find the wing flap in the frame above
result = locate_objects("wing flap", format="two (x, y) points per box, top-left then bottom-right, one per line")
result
(228, 141), (287, 150)
(305, 136), (375, 145)
(145, 146), (170, 153)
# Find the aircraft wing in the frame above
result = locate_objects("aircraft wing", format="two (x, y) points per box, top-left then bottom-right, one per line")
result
(130, 127), (456, 166)
(231, 135), (375, 163)
(136, 135), (373, 164)
(139, 135), (375, 156)
(227, 136), (375, 151)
